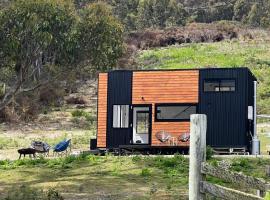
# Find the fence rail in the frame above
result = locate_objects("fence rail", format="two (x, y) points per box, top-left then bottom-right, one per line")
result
(200, 181), (263, 200)
(201, 162), (270, 192)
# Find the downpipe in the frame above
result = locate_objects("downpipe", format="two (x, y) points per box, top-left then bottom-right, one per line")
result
(252, 81), (260, 155)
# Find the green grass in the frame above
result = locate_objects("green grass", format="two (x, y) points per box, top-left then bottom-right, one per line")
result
(1, 155), (270, 199)
(0, 129), (95, 150)
(258, 124), (270, 154)
(138, 41), (270, 69)
(138, 40), (270, 114)
(0, 155), (190, 200)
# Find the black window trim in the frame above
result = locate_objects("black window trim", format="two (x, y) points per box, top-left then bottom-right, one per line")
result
(203, 78), (236, 93)
(112, 104), (130, 129)
(155, 103), (198, 122)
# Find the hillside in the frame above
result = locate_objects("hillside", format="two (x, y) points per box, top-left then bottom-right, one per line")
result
(137, 39), (270, 114)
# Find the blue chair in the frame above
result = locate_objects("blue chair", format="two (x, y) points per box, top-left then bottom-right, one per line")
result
(53, 139), (71, 156)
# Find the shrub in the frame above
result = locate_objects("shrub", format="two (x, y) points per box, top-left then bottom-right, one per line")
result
(132, 155), (142, 162)
(206, 146), (214, 160)
(71, 110), (96, 129)
(39, 85), (65, 107)
(66, 96), (87, 105)
(0, 106), (20, 123)
(71, 110), (85, 117)
(141, 168), (151, 177)
(86, 154), (99, 165)
(231, 158), (253, 172)
(84, 114), (95, 124)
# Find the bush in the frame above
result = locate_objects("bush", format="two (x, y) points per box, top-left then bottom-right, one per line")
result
(84, 114), (95, 124)
(231, 158), (253, 172)
(0, 92), (40, 122)
(66, 96), (87, 105)
(47, 188), (64, 200)
(206, 146), (214, 160)
(71, 110), (96, 129)
(0, 106), (20, 123)
(2, 185), (64, 200)
(39, 85), (65, 107)
(132, 155), (142, 162)
(71, 110), (85, 117)
(141, 168), (151, 177)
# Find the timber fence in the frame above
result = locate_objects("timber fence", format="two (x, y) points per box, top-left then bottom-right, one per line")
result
(189, 114), (270, 200)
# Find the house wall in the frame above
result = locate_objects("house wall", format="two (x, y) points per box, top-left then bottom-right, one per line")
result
(198, 68), (249, 148)
(132, 70), (199, 146)
(97, 73), (108, 148)
(106, 71), (133, 148)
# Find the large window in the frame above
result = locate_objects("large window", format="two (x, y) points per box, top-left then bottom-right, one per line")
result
(155, 104), (197, 121)
(204, 79), (235, 92)
(113, 105), (129, 128)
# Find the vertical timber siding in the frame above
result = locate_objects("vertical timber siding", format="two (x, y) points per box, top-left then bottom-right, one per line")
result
(132, 70), (199, 146)
(97, 73), (108, 148)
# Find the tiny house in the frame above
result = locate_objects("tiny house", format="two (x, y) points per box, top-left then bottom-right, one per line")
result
(95, 68), (257, 154)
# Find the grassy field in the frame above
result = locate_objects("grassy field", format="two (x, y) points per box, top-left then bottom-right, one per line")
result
(1, 38), (270, 200)
(258, 123), (270, 154)
(0, 155), (189, 200)
(138, 40), (270, 69)
(138, 40), (270, 114)
(1, 155), (270, 200)
(0, 107), (96, 160)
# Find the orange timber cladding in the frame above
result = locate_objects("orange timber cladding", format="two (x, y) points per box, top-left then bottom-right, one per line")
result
(97, 70), (199, 148)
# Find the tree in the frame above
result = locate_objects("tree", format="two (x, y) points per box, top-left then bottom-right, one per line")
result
(233, 0), (251, 22)
(0, 0), (124, 111)
(137, 0), (187, 29)
(78, 2), (124, 72)
(152, 0), (168, 28)
(247, 3), (261, 27)
(109, 0), (139, 31)
(166, 0), (187, 27)
(137, 0), (155, 29)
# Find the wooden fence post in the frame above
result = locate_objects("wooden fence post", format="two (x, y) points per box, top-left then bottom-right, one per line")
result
(189, 114), (207, 200)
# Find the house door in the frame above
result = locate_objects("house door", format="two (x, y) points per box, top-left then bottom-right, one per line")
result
(133, 107), (151, 144)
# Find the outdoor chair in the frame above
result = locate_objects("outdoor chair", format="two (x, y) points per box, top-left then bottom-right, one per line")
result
(178, 132), (190, 142)
(31, 141), (50, 157)
(155, 131), (171, 144)
(53, 139), (71, 157)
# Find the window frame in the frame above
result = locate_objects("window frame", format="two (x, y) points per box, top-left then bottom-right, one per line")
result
(112, 104), (130, 129)
(203, 78), (236, 93)
(155, 103), (198, 122)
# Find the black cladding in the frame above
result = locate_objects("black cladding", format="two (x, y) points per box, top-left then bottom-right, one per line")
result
(198, 68), (255, 148)
(106, 70), (133, 148)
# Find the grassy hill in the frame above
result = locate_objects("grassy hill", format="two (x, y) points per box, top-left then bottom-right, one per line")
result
(137, 40), (270, 114)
